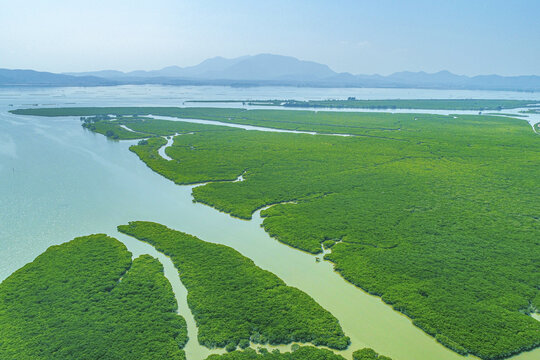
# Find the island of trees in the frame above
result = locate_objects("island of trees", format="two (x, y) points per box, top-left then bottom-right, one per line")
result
(0, 234), (188, 359)
(118, 221), (350, 351)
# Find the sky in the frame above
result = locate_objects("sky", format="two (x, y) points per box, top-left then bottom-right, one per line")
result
(1, 0), (539, 76)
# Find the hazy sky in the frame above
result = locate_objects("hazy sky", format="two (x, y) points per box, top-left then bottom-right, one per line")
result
(1, 0), (539, 75)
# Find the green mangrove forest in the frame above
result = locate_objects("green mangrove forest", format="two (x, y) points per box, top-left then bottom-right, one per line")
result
(0, 235), (187, 359)
(118, 221), (350, 350)
(10, 106), (540, 359)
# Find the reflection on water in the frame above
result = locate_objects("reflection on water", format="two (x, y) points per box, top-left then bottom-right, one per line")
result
(1, 86), (538, 360)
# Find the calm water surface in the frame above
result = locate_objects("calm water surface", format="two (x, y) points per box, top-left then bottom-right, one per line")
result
(1, 86), (538, 360)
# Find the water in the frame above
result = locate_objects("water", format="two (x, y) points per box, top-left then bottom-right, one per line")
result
(1, 85), (538, 360)
(157, 133), (179, 160)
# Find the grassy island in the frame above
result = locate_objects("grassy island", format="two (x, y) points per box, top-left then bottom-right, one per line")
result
(11, 106), (540, 359)
(0, 234), (187, 359)
(118, 221), (350, 350)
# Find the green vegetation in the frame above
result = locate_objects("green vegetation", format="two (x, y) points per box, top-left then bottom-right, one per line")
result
(322, 240), (336, 249)
(11, 106), (540, 359)
(521, 109), (540, 114)
(118, 221), (350, 350)
(12, 105), (535, 137)
(9, 106), (247, 121)
(81, 116), (152, 139)
(206, 346), (346, 360)
(352, 348), (392, 360)
(0, 234), (187, 359)
(79, 114), (232, 140)
(246, 99), (536, 110)
(12, 105), (537, 140)
(7, 106), (448, 137)
(120, 111), (540, 359)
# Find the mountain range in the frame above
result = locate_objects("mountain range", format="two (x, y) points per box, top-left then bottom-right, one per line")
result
(1, 54), (539, 91)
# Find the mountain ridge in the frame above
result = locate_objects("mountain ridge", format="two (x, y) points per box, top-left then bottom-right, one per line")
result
(2, 54), (540, 91)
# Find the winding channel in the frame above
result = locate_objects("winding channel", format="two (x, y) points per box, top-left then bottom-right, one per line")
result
(158, 133), (181, 160)
(146, 115), (355, 136)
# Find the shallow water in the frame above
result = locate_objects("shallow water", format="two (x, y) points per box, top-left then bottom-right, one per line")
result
(1, 85), (538, 360)
(157, 133), (179, 160)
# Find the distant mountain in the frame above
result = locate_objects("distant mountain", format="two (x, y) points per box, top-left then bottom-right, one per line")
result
(467, 74), (540, 91)
(196, 54), (335, 81)
(0, 69), (116, 86)
(64, 70), (126, 78)
(385, 70), (469, 87)
(3, 54), (540, 91)
(66, 54), (335, 82)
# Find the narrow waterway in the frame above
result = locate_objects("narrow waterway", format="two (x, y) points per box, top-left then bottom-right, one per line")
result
(147, 115), (319, 135)
(157, 133), (181, 160)
(119, 124), (140, 133)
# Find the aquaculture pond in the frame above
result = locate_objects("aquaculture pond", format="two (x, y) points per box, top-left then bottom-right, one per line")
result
(1, 85), (539, 360)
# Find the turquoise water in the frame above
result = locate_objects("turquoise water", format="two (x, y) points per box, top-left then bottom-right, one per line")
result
(1, 85), (538, 360)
